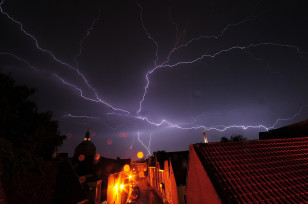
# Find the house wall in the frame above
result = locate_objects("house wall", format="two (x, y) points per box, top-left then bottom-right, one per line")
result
(177, 185), (186, 204)
(107, 173), (127, 204)
(157, 170), (165, 199)
(95, 180), (102, 204)
(168, 161), (179, 204)
(107, 173), (117, 204)
(186, 145), (221, 204)
(87, 180), (102, 204)
(164, 160), (173, 204)
(164, 159), (187, 204)
(148, 167), (156, 189)
(148, 162), (167, 203)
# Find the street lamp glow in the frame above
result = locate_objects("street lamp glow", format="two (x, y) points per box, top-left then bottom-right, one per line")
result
(120, 184), (124, 189)
(123, 164), (130, 171)
(137, 151), (144, 159)
(114, 184), (118, 192)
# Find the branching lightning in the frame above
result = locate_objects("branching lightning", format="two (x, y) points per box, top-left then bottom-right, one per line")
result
(109, 103), (308, 132)
(137, 132), (152, 157)
(1, 0), (307, 151)
(53, 74), (129, 114)
(168, 8), (179, 46)
(133, 1), (307, 137)
(62, 114), (100, 120)
(268, 105), (308, 130)
(136, 0), (159, 68)
(137, 4), (256, 114)
(0, 2), (129, 114)
(0, 52), (39, 71)
(138, 41), (303, 114)
(74, 10), (101, 69)
(130, 134), (135, 150)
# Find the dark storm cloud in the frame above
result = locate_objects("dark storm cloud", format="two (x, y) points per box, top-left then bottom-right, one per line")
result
(1, 0), (307, 158)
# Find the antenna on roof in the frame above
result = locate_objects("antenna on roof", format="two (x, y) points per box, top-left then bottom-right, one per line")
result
(84, 128), (90, 141)
(203, 130), (208, 143)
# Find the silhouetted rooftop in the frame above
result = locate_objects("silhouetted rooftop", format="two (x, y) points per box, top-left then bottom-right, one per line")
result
(168, 151), (189, 186)
(259, 119), (308, 139)
(154, 151), (189, 186)
(0, 160), (87, 204)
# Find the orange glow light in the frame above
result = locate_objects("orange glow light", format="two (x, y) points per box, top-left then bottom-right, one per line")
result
(137, 151), (144, 159)
(128, 175), (132, 179)
(123, 164), (130, 172)
(120, 184), (124, 189)
(95, 153), (100, 160)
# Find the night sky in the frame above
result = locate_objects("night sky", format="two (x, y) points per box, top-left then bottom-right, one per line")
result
(1, 0), (308, 159)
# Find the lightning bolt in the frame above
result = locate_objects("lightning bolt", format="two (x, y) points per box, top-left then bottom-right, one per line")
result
(130, 134), (135, 150)
(74, 9), (101, 68)
(0, 52), (39, 71)
(62, 114), (100, 120)
(138, 42), (303, 114)
(136, 0), (159, 67)
(62, 113), (137, 131)
(1, 0), (307, 146)
(137, 132), (152, 157)
(243, 49), (282, 76)
(133, 1), (307, 136)
(137, 2), (258, 114)
(268, 105), (308, 130)
(0, 4), (79, 73)
(108, 103), (308, 133)
(0, 52), (129, 115)
(53, 74), (129, 114)
(0, 2), (129, 114)
(168, 8), (179, 46)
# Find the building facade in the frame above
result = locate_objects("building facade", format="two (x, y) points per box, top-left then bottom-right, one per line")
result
(147, 151), (189, 204)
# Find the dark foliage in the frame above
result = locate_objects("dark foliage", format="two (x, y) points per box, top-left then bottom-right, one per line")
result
(0, 73), (66, 177)
(220, 134), (247, 142)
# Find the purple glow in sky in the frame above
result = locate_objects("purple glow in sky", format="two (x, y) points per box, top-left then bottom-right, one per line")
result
(1, 0), (308, 159)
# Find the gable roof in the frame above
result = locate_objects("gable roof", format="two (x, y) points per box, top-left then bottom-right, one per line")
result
(192, 137), (308, 203)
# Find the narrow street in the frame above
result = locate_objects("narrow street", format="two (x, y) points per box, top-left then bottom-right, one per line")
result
(133, 178), (163, 204)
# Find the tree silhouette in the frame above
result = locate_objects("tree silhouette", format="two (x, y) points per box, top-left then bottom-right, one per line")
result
(220, 134), (247, 142)
(0, 73), (65, 177)
(220, 136), (230, 142)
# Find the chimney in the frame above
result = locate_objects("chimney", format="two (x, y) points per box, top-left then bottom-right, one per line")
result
(203, 130), (208, 143)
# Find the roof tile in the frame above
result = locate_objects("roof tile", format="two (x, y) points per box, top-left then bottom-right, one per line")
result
(193, 137), (308, 203)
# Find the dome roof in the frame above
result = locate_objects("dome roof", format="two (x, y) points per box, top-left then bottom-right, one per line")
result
(74, 129), (96, 158)
(76, 140), (96, 149)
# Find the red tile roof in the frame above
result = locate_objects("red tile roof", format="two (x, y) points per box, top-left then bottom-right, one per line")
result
(192, 137), (308, 203)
